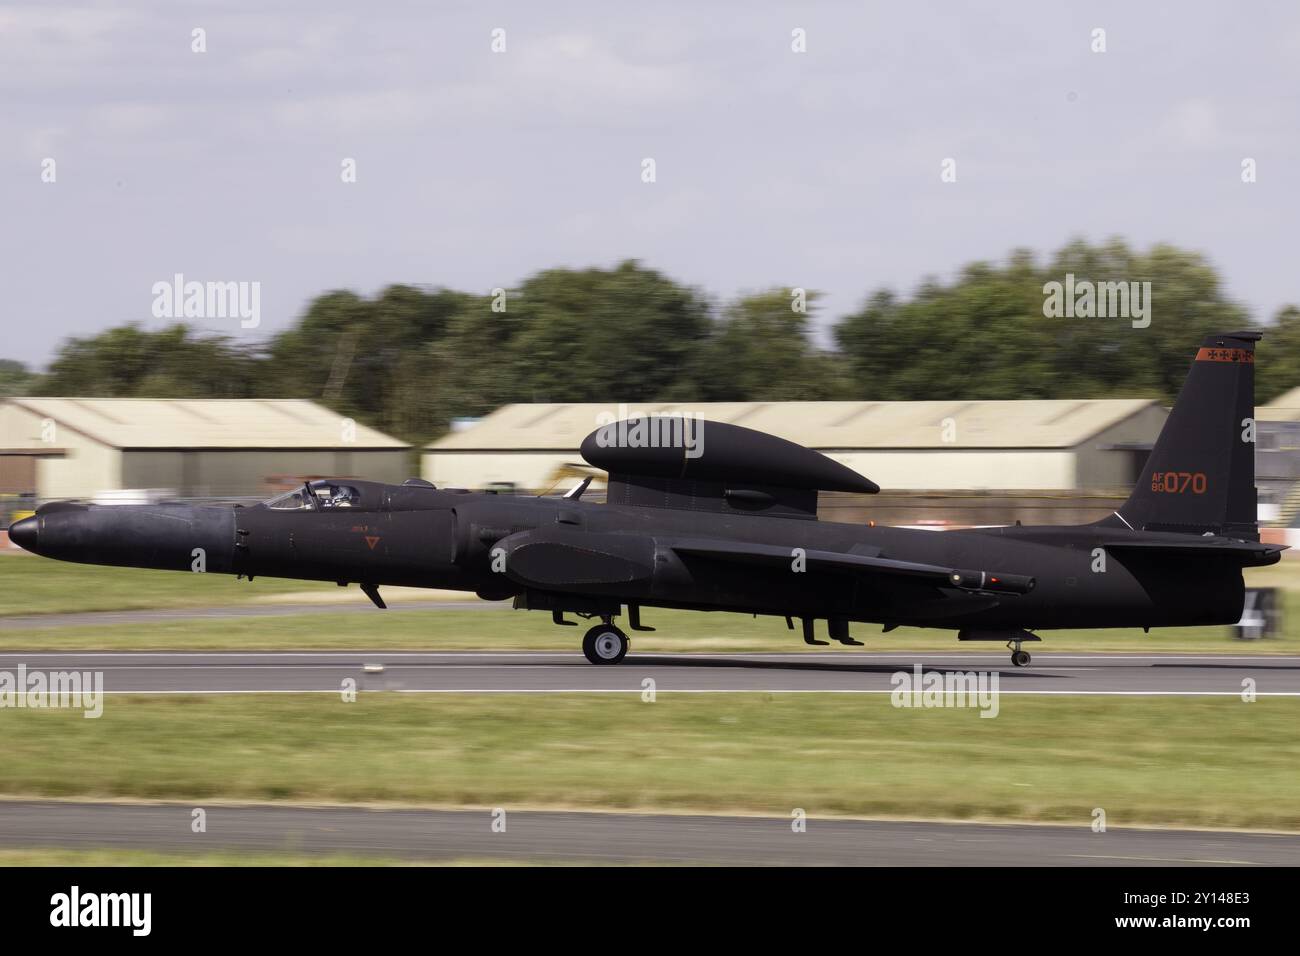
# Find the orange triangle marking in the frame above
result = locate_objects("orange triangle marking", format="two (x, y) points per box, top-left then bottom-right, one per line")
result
(365, 536), (381, 550)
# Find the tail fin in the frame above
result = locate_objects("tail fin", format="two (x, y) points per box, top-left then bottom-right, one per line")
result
(1113, 330), (1261, 539)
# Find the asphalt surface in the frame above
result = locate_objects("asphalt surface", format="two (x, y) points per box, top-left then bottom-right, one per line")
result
(2, 800), (1296, 865)
(0, 650), (1297, 695)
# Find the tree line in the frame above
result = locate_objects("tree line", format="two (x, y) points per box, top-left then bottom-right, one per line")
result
(4, 239), (1298, 447)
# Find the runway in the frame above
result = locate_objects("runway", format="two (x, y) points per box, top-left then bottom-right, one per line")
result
(0, 799), (1295, 864)
(2, 651), (1298, 695)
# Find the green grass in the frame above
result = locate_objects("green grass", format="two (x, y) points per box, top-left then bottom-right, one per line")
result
(2, 694), (1298, 830)
(0, 556), (338, 615)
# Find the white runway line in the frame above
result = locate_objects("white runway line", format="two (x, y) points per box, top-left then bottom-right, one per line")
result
(87, 688), (1300, 696)
(4, 651), (1299, 661)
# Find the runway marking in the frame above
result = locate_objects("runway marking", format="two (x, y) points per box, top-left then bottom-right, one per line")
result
(10, 663), (1163, 672)
(7, 650), (1297, 698)
(388, 689), (1300, 696)
(25, 664), (597, 671)
(3, 652), (1297, 661)
(79, 689), (1300, 697)
(1068, 854), (1259, 865)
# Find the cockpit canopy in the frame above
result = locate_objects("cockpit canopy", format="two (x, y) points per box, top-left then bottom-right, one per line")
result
(266, 479), (366, 511)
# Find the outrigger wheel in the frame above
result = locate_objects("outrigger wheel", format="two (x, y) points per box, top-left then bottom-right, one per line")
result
(1008, 637), (1032, 668)
(582, 622), (629, 665)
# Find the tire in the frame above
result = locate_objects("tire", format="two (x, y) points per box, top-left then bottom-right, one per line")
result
(1012, 650), (1031, 667)
(582, 625), (628, 665)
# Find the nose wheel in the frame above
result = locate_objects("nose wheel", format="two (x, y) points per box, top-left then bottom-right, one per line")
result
(1007, 639), (1032, 667)
(582, 623), (629, 665)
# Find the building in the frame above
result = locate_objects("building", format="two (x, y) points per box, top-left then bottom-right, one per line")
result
(0, 397), (411, 502)
(423, 399), (1169, 495)
(1257, 387), (1300, 524)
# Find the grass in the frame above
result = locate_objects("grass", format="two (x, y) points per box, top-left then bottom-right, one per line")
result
(2, 694), (1298, 831)
(0, 604), (1295, 654)
(0, 556), (338, 615)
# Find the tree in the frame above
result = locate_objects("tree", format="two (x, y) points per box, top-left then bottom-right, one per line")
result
(21, 244), (1273, 448)
(833, 239), (1251, 403)
(692, 289), (844, 400)
(261, 285), (476, 442)
(35, 324), (257, 397)
(1257, 306), (1300, 405)
(0, 359), (35, 397)
(502, 261), (712, 403)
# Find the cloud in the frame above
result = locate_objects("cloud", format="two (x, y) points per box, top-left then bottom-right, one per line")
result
(2, 0), (1298, 367)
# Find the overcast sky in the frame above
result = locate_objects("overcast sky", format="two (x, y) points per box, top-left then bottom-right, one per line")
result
(3, 0), (1298, 367)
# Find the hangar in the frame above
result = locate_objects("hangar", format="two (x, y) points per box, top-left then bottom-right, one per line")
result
(422, 399), (1169, 494)
(1256, 386), (1300, 523)
(0, 397), (410, 502)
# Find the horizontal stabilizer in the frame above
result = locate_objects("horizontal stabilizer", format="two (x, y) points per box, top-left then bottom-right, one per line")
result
(1099, 537), (1284, 566)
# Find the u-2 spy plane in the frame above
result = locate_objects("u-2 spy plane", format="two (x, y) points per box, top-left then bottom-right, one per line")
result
(9, 331), (1281, 666)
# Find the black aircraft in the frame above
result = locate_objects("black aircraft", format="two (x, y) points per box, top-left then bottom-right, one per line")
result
(9, 331), (1282, 666)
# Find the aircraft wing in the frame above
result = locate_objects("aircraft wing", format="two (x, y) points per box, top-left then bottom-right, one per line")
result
(670, 540), (1035, 595)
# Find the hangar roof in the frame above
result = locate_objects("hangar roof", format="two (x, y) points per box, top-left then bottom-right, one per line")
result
(1259, 387), (1300, 422)
(4, 398), (409, 450)
(428, 399), (1160, 451)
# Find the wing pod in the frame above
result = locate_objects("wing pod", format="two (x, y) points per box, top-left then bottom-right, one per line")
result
(581, 417), (878, 492)
(581, 416), (879, 519)
(947, 569), (1035, 595)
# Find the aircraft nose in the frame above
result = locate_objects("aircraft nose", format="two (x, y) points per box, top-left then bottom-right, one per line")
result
(7, 516), (37, 553)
